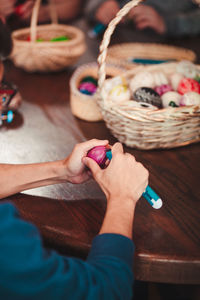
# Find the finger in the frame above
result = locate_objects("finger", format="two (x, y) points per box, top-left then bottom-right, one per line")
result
(82, 157), (101, 176)
(81, 139), (109, 154)
(111, 142), (123, 157)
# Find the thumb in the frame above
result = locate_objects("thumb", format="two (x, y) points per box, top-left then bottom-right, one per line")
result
(111, 142), (124, 157)
(82, 157), (101, 176)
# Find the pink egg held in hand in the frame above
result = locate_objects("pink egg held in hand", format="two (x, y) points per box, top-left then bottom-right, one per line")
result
(87, 146), (108, 168)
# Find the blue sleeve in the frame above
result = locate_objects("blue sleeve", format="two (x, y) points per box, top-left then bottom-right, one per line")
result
(0, 203), (134, 300)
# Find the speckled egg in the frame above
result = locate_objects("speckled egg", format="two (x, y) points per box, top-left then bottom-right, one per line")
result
(179, 92), (200, 106)
(169, 72), (184, 91)
(177, 78), (200, 95)
(108, 84), (131, 102)
(161, 91), (181, 108)
(133, 87), (162, 108)
(154, 84), (172, 96)
(129, 71), (154, 93)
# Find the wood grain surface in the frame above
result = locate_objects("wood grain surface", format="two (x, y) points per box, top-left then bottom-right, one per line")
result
(1, 19), (200, 284)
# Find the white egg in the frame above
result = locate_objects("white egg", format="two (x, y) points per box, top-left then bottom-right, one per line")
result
(169, 73), (184, 91)
(108, 84), (131, 102)
(179, 92), (200, 106)
(161, 91), (181, 108)
(129, 71), (154, 93)
(153, 72), (169, 86)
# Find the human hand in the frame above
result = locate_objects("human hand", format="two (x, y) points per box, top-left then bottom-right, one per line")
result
(62, 139), (109, 184)
(129, 4), (166, 34)
(15, 0), (34, 21)
(95, 0), (120, 25)
(0, 0), (16, 18)
(83, 142), (149, 206)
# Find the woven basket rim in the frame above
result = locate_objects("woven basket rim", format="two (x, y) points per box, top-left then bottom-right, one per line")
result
(12, 24), (85, 47)
(96, 0), (200, 149)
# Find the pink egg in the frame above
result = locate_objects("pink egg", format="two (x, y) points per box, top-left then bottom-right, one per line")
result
(78, 82), (97, 94)
(154, 84), (173, 96)
(87, 146), (108, 168)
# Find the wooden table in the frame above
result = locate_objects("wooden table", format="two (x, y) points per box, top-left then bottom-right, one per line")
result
(1, 19), (200, 285)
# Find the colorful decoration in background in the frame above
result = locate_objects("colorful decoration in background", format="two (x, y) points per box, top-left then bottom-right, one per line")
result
(103, 61), (200, 109)
(78, 76), (98, 95)
(27, 35), (70, 42)
(0, 81), (17, 126)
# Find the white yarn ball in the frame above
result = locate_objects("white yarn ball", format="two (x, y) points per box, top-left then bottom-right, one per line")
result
(129, 71), (154, 93)
(169, 73), (184, 91)
(179, 92), (200, 106)
(153, 72), (169, 86)
(161, 91), (181, 108)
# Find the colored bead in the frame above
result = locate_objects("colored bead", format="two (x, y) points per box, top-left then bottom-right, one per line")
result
(169, 101), (178, 107)
(80, 76), (97, 86)
(50, 36), (70, 42)
(179, 92), (200, 106)
(78, 82), (97, 95)
(154, 84), (172, 96)
(161, 91), (181, 108)
(177, 78), (200, 95)
(133, 87), (162, 108)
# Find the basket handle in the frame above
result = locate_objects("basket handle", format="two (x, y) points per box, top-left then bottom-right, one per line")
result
(97, 0), (142, 96)
(30, 0), (58, 42)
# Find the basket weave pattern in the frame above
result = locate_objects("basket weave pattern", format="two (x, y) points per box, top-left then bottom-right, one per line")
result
(107, 43), (196, 70)
(97, 0), (200, 149)
(70, 62), (124, 122)
(10, 0), (86, 72)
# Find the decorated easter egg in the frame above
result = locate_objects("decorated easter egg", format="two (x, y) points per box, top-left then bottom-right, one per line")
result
(79, 82), (97, 95)
(80, 76), (97, 86)
(169, 73), (184, 91)
(133, 87), (162, 108)
(179, 92), (200, 106)
(161, 91), (181, 108)
(154, 84), (172, 96)
(177, 78), (200, 95)
(108, 84), (131, 102)
(129, 71), (154, 93)
(153, 72), (169, 86)
(87, 146), (108, 168)
(176, 60), (199, 78)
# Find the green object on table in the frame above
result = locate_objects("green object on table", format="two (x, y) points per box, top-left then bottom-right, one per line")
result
(50, 36), (70, 42)
(36, 38), (44, 42)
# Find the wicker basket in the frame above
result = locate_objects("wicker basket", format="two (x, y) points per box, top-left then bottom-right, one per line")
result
(97, 0), (200, 149)
(70, 62), (124, 121)
(10, 0), (86, 72)
(107, 42), (196, 70)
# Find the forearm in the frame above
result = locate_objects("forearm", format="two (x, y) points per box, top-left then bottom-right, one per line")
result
(99, 197), (135, 239)
(0, 160), (66, 199)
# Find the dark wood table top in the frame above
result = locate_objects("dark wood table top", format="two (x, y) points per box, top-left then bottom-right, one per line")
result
(1, 19), (200, 284)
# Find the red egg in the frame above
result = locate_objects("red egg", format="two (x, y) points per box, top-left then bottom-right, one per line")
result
(177, 78), (200, 95)
(87, 146), (108, 168)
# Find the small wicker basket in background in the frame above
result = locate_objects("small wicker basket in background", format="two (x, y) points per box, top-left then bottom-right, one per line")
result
(10, 0), (86, 72)
(97, 0), (200, 149)
(70, 62), (124, 122)
(107, 43), (196, 70)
